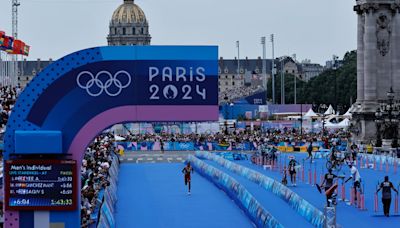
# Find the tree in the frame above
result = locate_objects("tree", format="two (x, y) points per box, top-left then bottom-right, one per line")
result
(276, 50), (356, 114)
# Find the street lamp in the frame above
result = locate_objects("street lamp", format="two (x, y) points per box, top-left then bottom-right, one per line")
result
(236, 41), (240, 82)
(375, 108), (383, 147)
(224, 95), (229, 134)
(319, 104), (327, 135)
(261, 37), (267, 103)
(375, 87), (400, 148)
(270, 34), (275, 104)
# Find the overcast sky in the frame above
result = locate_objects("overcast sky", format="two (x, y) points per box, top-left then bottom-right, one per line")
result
(0, 0), (356, 64)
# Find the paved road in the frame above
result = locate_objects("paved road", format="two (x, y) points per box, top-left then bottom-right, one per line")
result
(115, 163), (254, 228)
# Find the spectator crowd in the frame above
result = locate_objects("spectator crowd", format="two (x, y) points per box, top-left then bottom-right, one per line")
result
(0, 85), (21, 132)
(219, 85), (264, 104)
(80, 134), (117, 227)
(121, 128), (352, 149)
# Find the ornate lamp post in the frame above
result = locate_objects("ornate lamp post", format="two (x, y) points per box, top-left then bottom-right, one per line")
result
(375, 87), (400, 148)
(375, 108), (383, 147)
(319, 104), (327, 135)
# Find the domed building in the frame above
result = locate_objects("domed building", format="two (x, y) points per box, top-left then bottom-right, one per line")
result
(107, 0), (151, 46)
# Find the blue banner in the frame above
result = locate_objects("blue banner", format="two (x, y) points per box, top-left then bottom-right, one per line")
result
(115, 140), (335, 152)
(187, 155), (283, 228)
(195, 151), (325, 228)
(115, 141), (261, 151)
(95, 154), (119, 228)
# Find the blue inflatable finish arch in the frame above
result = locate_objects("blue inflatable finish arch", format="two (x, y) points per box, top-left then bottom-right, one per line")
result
(3, 46), (218, 227)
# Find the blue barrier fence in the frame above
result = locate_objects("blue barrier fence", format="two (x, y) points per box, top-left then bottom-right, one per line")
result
(115, 141), (258, 151)
(115, 141), (348, 152)
(95, 154), (120, 228)
(195, 151), (326, 228)
(187, 155), (283, 228)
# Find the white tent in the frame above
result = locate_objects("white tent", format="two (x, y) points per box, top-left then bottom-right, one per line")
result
(303, 108), (318, 119)
(343, 108), (352, 118)
(324, 122), (342, 129)
(114, 135), (126, 141)
(337, 118), (350, 128)
(325, 118), (350, 129)
(348, 104), (355, 113)
(324, 105), (336, 115)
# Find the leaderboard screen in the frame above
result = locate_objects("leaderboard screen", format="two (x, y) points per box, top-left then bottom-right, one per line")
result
(4, 159), (77, 210)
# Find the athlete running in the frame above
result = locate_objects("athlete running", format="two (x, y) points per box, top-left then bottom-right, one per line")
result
(182, 162), (194, 195)
(327, 147), (345, 171)
(304, 140), (313, 163)
(345, 164), (362, 203)
(319, 168), (343, 206)
(376, 176), (399, 217)
(288, 157), (299, 186)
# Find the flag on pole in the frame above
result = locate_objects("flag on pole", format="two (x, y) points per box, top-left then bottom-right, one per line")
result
(0, 31), (5, 46)
(1, 35), (14, 51)
(10, 39), (23, 54)
(20, 41), (26, 55)
(23, 45), (30, 56)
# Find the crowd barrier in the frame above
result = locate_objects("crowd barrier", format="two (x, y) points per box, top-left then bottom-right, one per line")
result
(360, 153), (400, 165)
(95, 154), (120, 228)
(195, 151), (326, 228)
(187, 155), (283, 228)
(115, 141), (258, 151)
(115, 141), (345, 152)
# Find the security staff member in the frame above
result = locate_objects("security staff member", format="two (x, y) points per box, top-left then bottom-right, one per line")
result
(376, 176), (398, 217)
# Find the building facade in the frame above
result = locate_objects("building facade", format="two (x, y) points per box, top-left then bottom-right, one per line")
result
(17, 59), (51, 87)
(300, 62), (325, 82)
(217, 56), (315, 93)
(107, 0), (151, 46)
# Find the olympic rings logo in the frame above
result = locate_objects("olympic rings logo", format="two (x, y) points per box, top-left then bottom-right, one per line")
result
(76, 70), (132, 97)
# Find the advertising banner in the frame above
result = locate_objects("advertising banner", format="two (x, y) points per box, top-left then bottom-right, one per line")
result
(188, 155), (283, 228)
(195, 151), (325, 228)
(95, 154), (119, 228)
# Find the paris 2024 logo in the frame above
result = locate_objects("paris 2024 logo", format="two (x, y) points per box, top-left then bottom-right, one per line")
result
(148, 67), (207, 101)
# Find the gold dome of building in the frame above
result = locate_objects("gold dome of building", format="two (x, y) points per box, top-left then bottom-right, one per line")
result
(111, 0), (147, 24)
(107, 0), (151, 46)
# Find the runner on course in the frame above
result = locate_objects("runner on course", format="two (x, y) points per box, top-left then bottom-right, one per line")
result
(182, 162), (194, 195)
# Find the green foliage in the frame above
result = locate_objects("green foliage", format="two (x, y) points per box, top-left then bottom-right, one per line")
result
(267, 50), (357, 113)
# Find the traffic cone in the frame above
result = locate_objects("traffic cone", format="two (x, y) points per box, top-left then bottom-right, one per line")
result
(350, 188), (355, 205)
(314, 165), (317, 186)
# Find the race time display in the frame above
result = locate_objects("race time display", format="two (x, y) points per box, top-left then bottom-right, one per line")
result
(4, 160), (77, 210)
